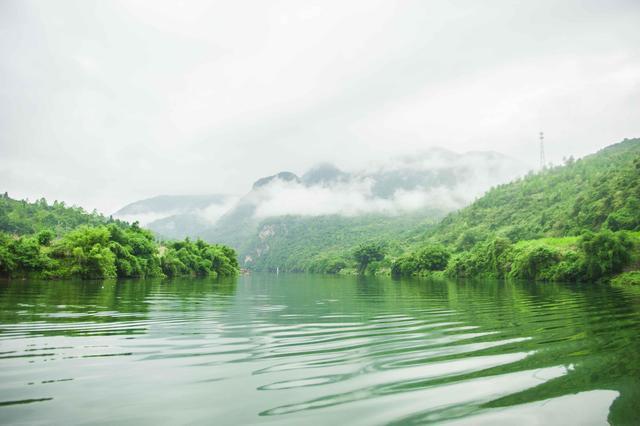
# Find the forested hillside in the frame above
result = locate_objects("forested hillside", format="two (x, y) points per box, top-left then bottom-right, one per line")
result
(389, 138), (640, 282)
(241, 213), (439, 272)
(0, 194), (238, 280)
(429, 138), (640, 248)
(0, 193), (109, 235)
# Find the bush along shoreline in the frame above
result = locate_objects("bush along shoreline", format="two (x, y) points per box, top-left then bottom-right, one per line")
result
(391, 230), (639, 283)
(0, 223), (239, 280)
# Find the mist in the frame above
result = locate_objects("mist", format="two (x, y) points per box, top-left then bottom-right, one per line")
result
(1, 0), (639, 214)
(242, 148), (525, 219)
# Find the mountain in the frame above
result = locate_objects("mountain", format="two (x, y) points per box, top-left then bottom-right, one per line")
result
(113, 194), (237, 240)
(252, 171), (300, 189)
(115, 194), (230, 216)
(200, 148), (527, 270)
(113, 148), (527, 269)
(389, 138), (640, 281)
(426, 138), (640, 248)
(301, 163), (349, 186)
(233, 213), (440, 272)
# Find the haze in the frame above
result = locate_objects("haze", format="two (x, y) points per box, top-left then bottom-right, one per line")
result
(1, 0), (639, 213)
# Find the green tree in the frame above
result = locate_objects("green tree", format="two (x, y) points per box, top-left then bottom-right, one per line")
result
(415, 244), (450, 271)
(353, 242), (385, 275)
(36, 229), (55, 246)
(579, 230), (633, 280)
(509, 245), (560, 281)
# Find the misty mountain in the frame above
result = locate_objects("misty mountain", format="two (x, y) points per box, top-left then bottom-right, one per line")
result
(114, 148), (527, 265)
(201, 148), (527, 269)
(302, 163), (350, 186)
(113, 194), (237, 239)
(252, 172), (301, 189)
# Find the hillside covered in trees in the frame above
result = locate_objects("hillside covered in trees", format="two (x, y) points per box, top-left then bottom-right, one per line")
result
(263, 138), (640, 281)
(428, 138), (640, 247)
(389, 138), (640, 282)
(0, 194), (109, 235)
(229, 138), (640, 281)
(240, 213), (438, 273)
(0, 194), (239, 280)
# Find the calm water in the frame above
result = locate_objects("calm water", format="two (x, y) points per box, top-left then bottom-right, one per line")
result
(1, 275), (639, 425)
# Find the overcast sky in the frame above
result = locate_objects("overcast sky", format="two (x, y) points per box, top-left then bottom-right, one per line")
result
(1, 0), (639, 213)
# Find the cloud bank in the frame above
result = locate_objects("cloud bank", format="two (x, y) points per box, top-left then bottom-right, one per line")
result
(248, 149), (525, 218)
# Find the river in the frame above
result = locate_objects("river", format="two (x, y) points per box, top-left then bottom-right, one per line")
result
(1, 275), (639, 425)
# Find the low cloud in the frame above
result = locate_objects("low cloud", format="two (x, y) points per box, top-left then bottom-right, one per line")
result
(252, 179), (485, 218)
(251, 150), (525, 218)
(195, 196), (241, 224)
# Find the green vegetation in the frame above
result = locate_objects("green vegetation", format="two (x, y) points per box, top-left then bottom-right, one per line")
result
(2, 138), (639, 283)
(238, 213), (439, 273)
(0, 195), (238, 280)
(353, 242), (386, 274)
(388, 138), (640, 282)
(430, 139), (640, 246)
(0, 192), (109, 235)
(231, 138), (640, 280)
(391, 244), (451, 277)
(611, 271), (640, 286)
(291, 138), (640, 282)
(160, 239), (238, 278)
(440, 231), (638, 282)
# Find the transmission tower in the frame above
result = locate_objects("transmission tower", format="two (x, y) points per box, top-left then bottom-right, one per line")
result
(539, 131), (546, 169)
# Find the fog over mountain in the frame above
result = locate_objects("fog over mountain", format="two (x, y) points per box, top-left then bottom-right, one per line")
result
(114, 148), (525, 240)
(114, 194), (237, 225)
(251, 149), (524, 218)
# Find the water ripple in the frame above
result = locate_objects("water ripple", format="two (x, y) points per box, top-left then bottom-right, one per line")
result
(0, 276), (638, 425)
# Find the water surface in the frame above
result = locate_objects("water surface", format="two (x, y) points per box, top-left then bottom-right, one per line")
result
(1, 275), (639, 425)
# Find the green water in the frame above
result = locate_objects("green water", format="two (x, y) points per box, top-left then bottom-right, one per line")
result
(1, 275), (639, 425)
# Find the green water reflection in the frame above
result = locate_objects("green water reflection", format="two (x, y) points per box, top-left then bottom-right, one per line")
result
(0, 275), (638, 425)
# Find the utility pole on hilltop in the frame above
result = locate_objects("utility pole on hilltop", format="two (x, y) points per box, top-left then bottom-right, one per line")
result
(539, 131), (546, 170)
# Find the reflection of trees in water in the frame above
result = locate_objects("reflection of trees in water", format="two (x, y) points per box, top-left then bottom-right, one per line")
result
(442, 279), (640, 425)
(233, 276), (640, 424)
(0, 277), (238, 330)
(0, 275), (637, 423)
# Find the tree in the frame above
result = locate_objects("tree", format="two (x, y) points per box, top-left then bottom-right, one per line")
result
(353, 242), (385, 275)
(415, 244), (450, 271)
(509, 245), (560, 281)
(36, 229), (55, 246)
(579, 230), (633, 280)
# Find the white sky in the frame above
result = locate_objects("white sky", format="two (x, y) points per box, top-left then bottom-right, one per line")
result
(1, 0), (639, 213)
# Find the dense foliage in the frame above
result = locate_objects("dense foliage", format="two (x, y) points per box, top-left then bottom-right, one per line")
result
(3, 138), (639, 283)
(611, 271), (640, 286)
(0, 193), (109, 235)
(352, 242), (386, 274)
(429, 139), (640, 247)
(390, 138), (640, 282)
(442, 232), (638, 282)
(239, 213), (438, 273)
(391, 244), (451, 276)
(160, 239), (238, 278)
(0, 195), (239, 280)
